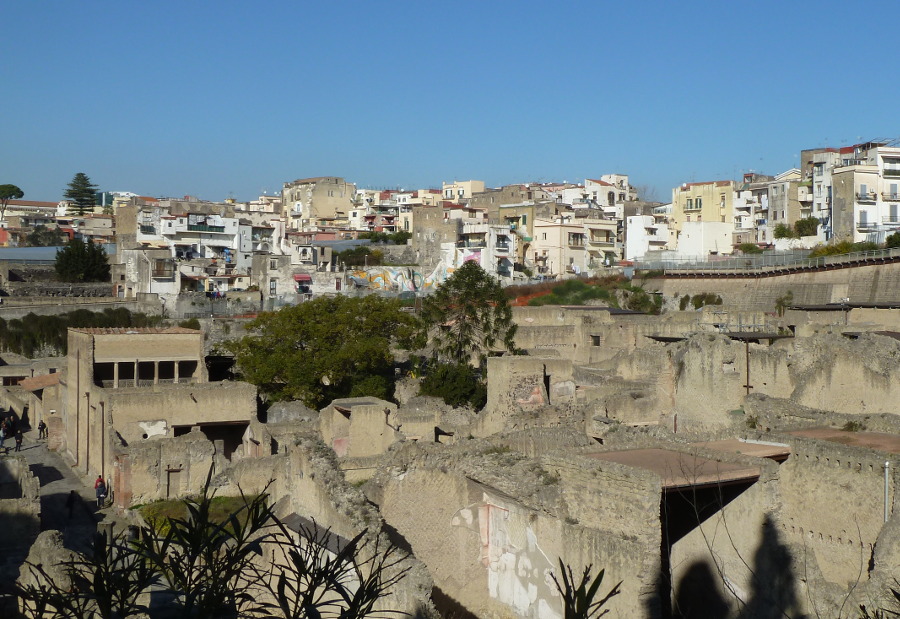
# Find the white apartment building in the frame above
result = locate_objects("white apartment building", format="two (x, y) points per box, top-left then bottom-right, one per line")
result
(625, 215), (673, 261)
(453, 221), (516, 279)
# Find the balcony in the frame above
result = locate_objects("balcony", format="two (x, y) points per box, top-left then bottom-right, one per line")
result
(457, 240), (486, 249)
(588, 236), (614, 248)
(497, 268), (512, 277)
(495, 243), (510, 252)
(152, 268), (175, 278)
(884, 169), (900, 178)
(187, 224), (226, 233)
(857, 221), (878, 231)
(856, 192), (877, 202)
(882, 216), (900, 226)
(139, 225), (156, 235)
(883, 193), (900, 201)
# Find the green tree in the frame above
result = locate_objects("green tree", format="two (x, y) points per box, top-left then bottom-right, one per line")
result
(55, 238), (111, 282)
(794, 216), (819, 237)
(419, 361), (487, 409)
(886, 232), (900, 249)
(773, 223), (795, 239)
(738, 243), (763, 254)
(0, 184), (24, 222)
(25, 224), (65, 247)
(418, 261), (517, 366)
(226, 295), (416, 408)
(64, 172), (98, 216)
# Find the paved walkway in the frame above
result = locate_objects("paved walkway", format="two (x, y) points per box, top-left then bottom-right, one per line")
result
(13, 430), (130, 553)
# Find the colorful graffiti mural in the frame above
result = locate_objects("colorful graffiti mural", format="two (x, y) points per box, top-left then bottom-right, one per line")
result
(348, 262), (455, 292)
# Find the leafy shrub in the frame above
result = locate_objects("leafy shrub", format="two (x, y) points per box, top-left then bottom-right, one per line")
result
(359, 231), (411, 245)
(679, 295), (691, 311)
(774, 223), (795, 239)
(794, 216), (819, 237)
(808, 241), (879, 258)
(690, 293), (723, 309)
(420, 362), (487, 409)
(738, 243), (763, 254)
(887, 232), (900, 249)
(178, 318), (201, 330)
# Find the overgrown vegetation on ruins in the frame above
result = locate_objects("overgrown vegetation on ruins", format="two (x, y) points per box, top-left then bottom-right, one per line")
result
(678, 293), (723, 311)
(226, 295), (416, 408)
(18, 474), (411, 619)
(0, 308), (162, 357)
(506, 276), (662, 314)
(418, 359), (487, 409)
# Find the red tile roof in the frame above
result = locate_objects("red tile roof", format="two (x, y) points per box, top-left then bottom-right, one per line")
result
(20, 373), (60, 391)
(586, 179), (614, 187)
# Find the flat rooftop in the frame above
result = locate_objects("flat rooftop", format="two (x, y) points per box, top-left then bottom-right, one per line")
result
(787, 427), (900, 454)
(692, 438), (791, 461)
(69, 327), (201, 335)
(585, 448), (761, 490)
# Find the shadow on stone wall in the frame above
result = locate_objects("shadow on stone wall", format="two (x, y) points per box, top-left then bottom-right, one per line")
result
(738, 513), (802, 619)
(663, 513), (804, 619)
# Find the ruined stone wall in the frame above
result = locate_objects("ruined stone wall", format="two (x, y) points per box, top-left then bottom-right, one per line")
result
(114, 431), (223, 506)
(670, 335), (792, 431)
(108, 380), (257, 446)
(370, 445), (663, 618)
(648, 260), (900, 312)
(789, 333), (900, 415)
(318, 399), (401, 461)
(482, 356), (576, 436)
(775, 436), (896, 588)
(278, 435), (437, 617)
(667, 466), (802, 618)
(0, 457), (41, 576)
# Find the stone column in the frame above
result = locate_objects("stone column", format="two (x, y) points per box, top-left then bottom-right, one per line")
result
(113, 362), (119, 389)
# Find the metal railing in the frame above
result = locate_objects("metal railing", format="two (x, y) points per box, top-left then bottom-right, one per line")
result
(187, 224), (226, 233)
(635, 246), (900, 274)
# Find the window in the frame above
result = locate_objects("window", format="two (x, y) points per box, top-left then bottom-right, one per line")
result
(591, 335), (601, 347)
(816, 184), (822, 198)
(686, 199), (693, 210)
(891, 184), (898, 199)
(696, 198), (702, 209)
(270, 260), (277, 269)
(269, 278), (277, 296)
(542, 233), (547, 240)
(720, 194), (725, 207)
(335, 278), (342, 291)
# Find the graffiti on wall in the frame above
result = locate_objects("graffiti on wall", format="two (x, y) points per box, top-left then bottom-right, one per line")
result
(452, 492), (561, 619)
(348, 262), (455, 292)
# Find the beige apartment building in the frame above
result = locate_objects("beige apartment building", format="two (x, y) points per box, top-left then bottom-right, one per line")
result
(282, 177), (356, 231)
(670, 180), (737, 235)
(441, 180), (485, 201)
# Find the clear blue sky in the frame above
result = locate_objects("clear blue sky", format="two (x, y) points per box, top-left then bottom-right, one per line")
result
(4, 1), (898, 203)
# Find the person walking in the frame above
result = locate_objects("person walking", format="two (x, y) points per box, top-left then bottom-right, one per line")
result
(14, 430), (22, 452)
(37, 420), (47, 440)
(95, 477), (107, 508)
(0, 423), (6, 454)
